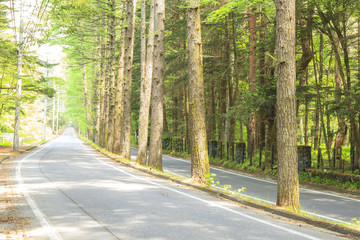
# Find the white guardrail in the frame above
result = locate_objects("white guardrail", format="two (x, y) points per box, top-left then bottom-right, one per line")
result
(1, 133), (29, 145)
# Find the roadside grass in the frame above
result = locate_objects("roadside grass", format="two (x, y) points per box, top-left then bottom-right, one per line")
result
(81, 134), (360, 234)
(208, 175), (360, 230)
(160, 144), (360, 190)
(0, 141), (12, 147)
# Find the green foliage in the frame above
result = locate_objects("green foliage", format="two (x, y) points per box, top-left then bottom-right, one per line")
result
(299, 172), (360, 190)
(204, 172), (219, 187)
(0, 141), (11, 147)
(205, 0), (274, 24)
(264, 167), (277, 176)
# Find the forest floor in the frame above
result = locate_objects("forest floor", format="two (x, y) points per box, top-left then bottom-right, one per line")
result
(0, 146), (35, 240)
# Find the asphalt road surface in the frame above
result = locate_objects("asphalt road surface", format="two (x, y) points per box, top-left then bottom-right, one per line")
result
(129, 145), (360, 225)
(15, 128), (347, 239)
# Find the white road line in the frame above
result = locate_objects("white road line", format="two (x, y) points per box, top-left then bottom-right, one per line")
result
(211, 183), (355, 226)
(301, 210), (355, 226)
(94, 155), (320, 240)
(15, 143), (62, 240)
(131, 151), (359, 225)
(157, 153), (360, 203)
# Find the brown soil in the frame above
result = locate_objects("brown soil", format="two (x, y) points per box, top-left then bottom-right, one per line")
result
(0, 147), (34, 239)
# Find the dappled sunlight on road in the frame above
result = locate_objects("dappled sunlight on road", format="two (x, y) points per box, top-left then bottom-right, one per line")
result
(11, 128), (347, 240)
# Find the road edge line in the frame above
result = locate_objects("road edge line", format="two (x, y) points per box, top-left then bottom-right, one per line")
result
(84, 140), (360, 239)
(15, 143), (62, 240)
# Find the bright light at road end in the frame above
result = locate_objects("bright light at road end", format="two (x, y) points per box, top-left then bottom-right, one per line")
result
(5, 0), (67, 79)
(37, 43), (67, 79)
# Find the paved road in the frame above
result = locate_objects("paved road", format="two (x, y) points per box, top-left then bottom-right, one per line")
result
(14, 128), (346, 239)
(130, 145), (360, 225)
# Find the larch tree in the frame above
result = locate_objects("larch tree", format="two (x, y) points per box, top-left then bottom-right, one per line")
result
(186, 0), (210, 183)
(148, 0), (165, 171)
(119, 0), (137, 159)
(248, 7), (256, 157)
(136, 0), (155, 165)
(275, 0), (299, 211)
(113, 28), (126, 154)
(105, 0), (117, 152)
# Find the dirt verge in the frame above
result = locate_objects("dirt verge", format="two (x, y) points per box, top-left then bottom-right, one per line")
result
(0, 146), (37, 239)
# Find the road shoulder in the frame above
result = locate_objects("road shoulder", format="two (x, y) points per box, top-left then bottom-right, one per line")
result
(85, 141), (360, 239)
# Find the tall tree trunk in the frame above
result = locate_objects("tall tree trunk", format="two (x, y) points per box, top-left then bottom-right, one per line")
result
(119, 0), (137, 158)
(113, 28), (126, 154)
(228, 12), (237, 147)
(276, 0), (299, 211)
(248, 7), (257, 157)
(136, 0), (155, 165)
(187, 0), (210, 183)
(357, 16), (360, 169)
(258, 5), (267, 148)
(98, 40), (107, 147)
(148, 0), (165, 171)
(304, 71), (309, 146)
(297, 4), (313, 146)
(82, 64), (92, 139)
(219, 22), (229, 143)
(333, 32), (347, 169)
(13, 0), (24, 152)
(207, 78), (216, 141)
(263, 22), (276, 165)
(106, 0), (117, 152)
(103, 17), (112, 149)
(173, 93), (179, 136)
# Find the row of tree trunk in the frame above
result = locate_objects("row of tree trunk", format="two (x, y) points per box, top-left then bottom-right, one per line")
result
(79, 0), (210, 182)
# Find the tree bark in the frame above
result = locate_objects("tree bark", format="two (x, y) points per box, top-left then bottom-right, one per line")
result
(98, 40), (107, 147)
(113, 28), (126, 154)
(106, 0), (117, 152)
(228, 12), (237, 147)
(186, 0), (210, 183)
(276, 0), (299, 211)
(333, 32), (347, 169)
(119, 0), (137, 158)
(136, 0), (155, 165)
(82, 64), (92, 139)
(248, 7), (257, 157)
(207, 78), (216, 141)
(148, 0), (165, 171)
(258, 5), (267, 148)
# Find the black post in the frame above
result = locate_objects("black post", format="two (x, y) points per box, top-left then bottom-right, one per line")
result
(317, 148), (321, 169)
(188, 139), (191, 154)
(333, 148), (336, 169)
(220, 142), (223, 159)
(271, 145), (274, 170)
(351, 147), (355, 172)
(232, 142), (235, 161)
(259, 144), (262, 167)
(236, 142), (246, 164)
(249, 143), (253, 166)
(210, 141), (218, 158)
(242, 143), (246, 164)
(340, 147), (344, 172)
(208, 140), (210, 156)
(227, 142), (229, 160)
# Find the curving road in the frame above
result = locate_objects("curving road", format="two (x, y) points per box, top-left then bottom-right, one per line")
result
(14, 128), (346, 239)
